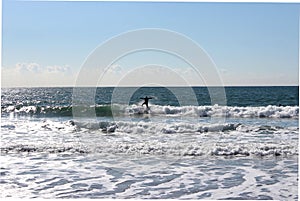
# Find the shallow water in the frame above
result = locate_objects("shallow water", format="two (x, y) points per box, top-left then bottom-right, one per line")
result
(1, 115), (298, 199)
(1, 152), (298, 199)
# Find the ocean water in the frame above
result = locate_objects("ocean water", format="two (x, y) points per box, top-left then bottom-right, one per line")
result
(0, 86), (299, 199)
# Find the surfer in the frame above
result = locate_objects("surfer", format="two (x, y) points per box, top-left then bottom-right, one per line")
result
(140, 96), (152, 109)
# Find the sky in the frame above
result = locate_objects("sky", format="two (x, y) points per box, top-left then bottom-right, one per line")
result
(1, 0), (299, 87)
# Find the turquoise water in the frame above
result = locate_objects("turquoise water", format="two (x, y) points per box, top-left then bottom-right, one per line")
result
(1, 86), (299, 199)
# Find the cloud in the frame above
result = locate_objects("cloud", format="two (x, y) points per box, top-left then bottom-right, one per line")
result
(12, 62), (70, 74)
(15, 62), (42, 73)
(105, 64), (123, 74)
(2, 62), (76, 87)
(46, 65), (70, 73)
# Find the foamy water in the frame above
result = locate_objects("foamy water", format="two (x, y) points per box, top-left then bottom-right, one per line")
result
(1, 87), (299, 199)
(3, 104), (299, 119)
(1, 114), (298, 199)
(1, 152), (298, 199)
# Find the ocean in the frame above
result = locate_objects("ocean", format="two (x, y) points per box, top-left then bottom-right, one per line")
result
(0, 86), (299, 199)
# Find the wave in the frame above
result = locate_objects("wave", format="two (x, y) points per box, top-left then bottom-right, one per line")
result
(0, 120), (240, 136)
(147, 105), (299, 118)
(2, 104), (299, 119)
(1, 141), (297, 157)
(1, 118), (298, 157)
(1, 105), (113, 117)
(3, 118), (295, 134)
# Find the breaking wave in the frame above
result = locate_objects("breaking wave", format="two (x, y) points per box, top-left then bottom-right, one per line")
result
(2, 104), (299, 119)
(1, 141), (297, 157)
(1, 119), (298, 157)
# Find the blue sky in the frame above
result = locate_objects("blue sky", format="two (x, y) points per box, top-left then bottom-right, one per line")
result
(2, 1), (299, 86)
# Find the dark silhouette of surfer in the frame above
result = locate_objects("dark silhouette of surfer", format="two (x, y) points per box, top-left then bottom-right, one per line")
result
(140, 96), (152, 109)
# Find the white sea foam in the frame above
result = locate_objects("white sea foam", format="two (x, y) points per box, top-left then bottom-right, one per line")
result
(1, 151), (298, 199)
(1, 119), (298, 157)
(113, 121), (241, 134)
(125, 104), (299, 118)
(1, 139), (298, 157)
(2, 104), (299, 119)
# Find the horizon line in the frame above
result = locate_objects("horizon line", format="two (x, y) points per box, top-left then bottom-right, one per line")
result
(1, 85), (299, 88)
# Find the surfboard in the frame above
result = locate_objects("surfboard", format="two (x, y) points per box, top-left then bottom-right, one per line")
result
(144, 108), (150, 114)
